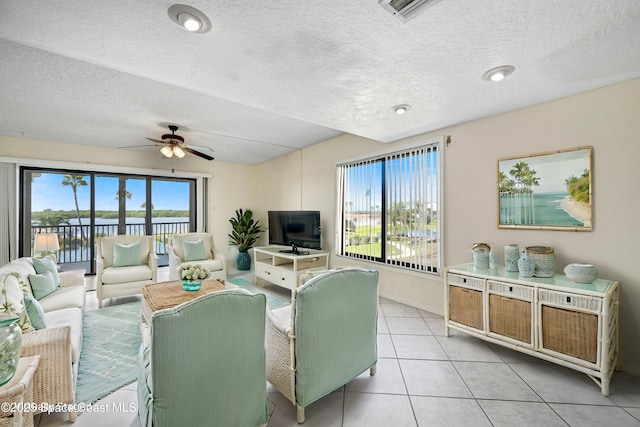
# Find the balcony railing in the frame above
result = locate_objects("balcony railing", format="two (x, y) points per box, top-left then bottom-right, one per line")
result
(30, 221), (190, 265)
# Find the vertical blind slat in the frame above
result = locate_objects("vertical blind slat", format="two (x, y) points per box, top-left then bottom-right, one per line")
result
(338, 143), (439, 273)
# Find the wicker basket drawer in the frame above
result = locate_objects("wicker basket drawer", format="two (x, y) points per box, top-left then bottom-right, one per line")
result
(447, 273), (484, 291)
(488, 280), (534, 301)
(541, 305), (598, 363)
(449, 285), (483, 330)
(539, 289), (602, 314)
(489, 294), (533, 344)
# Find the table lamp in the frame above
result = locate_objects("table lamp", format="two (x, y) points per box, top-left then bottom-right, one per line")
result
(34, 232), (60, 262)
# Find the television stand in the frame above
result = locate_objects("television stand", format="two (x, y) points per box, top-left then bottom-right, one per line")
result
(253, 246), (329, 290)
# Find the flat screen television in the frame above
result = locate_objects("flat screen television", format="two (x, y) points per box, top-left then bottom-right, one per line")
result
(268, 210), (321, 250)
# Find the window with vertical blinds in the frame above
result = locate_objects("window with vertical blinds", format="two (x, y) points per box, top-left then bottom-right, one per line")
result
(336, 140), (441, 273)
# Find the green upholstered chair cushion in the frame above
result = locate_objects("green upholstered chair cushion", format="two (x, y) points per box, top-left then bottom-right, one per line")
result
(28, 271), (57, 300)
(138, 289), (267, 427)
(113, 241), (142, 267)
(293, 268), (379, 408)
(182, 239), (206, 262)
(32, 256), (61, 287)
(24, 294), (47, 329)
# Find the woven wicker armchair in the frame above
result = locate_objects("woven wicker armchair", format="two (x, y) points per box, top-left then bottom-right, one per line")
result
(137, 289), (268, 427)
(266, 268), (379, 423)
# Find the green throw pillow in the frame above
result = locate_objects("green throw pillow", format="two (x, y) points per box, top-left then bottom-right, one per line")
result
(32, 256), (61, 287)
(183, 239), (206, 261)
(28, 271), (57, 300)
(113, 241), (142, 267)
(24, 294), (47, 330)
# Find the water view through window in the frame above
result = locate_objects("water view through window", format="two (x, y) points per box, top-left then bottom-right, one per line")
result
(21, 169), (195, 272)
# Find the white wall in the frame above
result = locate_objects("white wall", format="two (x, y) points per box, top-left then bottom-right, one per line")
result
(255, 78), (640, 376)
(2, 77), (639, 375)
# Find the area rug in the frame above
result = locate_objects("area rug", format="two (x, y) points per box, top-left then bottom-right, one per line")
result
(76, 301), (142, 404)
(228, 277), (290, 309)
(75, 282), (288, 404)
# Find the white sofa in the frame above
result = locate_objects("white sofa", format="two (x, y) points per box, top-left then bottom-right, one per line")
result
(0, 257), (85, 422)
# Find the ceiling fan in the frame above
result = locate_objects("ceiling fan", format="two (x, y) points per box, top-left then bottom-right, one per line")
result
(146, 125), (214, 161)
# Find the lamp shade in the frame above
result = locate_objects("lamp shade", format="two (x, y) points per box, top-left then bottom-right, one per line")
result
(34, 233), (60, 252)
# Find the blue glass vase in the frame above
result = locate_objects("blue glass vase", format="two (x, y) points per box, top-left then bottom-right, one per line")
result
(236, 251), (251, 271)
(181, 280), (202, 291)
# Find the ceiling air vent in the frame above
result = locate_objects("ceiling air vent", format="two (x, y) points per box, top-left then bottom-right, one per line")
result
(378, 0), (441, 23)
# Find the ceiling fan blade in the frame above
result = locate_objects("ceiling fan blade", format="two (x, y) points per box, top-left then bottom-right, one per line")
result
(146, 137), (169, 145)
(183, 146), (215, 161)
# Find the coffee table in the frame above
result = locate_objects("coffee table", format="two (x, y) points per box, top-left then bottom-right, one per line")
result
(141, 279), (235, 324)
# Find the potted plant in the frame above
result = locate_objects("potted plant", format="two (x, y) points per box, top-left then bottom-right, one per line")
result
(228, 209), (265, 271)
(178, 264), (210, 291)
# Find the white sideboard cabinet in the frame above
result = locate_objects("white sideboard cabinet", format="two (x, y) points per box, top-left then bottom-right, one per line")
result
(444, 263), (619, 395)
(253, 246), (329, 290)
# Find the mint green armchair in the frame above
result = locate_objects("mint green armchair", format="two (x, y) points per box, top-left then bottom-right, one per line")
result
(266, 268), (379, 423)
(137, 289), (268, 427)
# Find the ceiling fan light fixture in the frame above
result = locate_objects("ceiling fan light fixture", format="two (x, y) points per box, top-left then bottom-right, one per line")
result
(393, 104), (411, 115)
(483, 65), (515, 82)
(160, 145), (174, 158)
(173, 146), (186, 158)
(168, 4), (211, 33)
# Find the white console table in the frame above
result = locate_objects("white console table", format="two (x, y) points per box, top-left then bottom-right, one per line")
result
(444, 263), (619, 395)
(253, 246), (329, 290)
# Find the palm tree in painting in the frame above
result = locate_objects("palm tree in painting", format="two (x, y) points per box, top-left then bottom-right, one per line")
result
(509, 161), (530, 192)
(521, 169), (540, 192)
(61, 174), (88, 242)
(509, 162), (540, 193)
(498, 171), (516, 193)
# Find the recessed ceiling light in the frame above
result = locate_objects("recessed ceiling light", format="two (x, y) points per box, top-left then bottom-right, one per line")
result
(483, 65), (515, 82)
(392, 104), (411, 115)
(168, 4), (211, 33)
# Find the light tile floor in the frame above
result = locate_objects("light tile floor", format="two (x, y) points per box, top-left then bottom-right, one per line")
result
(37, 268), (640, 426)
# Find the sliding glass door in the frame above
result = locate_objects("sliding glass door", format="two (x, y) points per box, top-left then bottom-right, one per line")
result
(21, 168), (196, 273)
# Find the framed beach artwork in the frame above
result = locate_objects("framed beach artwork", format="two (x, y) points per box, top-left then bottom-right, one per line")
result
(497, 146), (592, 231)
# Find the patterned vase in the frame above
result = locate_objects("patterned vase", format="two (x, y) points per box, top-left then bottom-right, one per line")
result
(526, 246), (556, 278)
(472, 243), (491, 269)
(181, 280), (202, 292)
(236, 251), (252, 271)
(504, 244), (520, 272)
(0, 317), (22, 386)
(517, 251), (535, 278)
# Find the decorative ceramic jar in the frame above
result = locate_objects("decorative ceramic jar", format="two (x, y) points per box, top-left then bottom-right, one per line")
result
(517, 251), (535, 278)
(504, 244), (520, 272)
(0, 316), (22, 386)
(181, 279), (202, 292)
(564, 263), (599, 284)
(472, 243), (491, 269)
(526, 246), (556, 278)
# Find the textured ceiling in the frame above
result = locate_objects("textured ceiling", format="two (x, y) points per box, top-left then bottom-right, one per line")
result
(1, 0), (639, 164)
